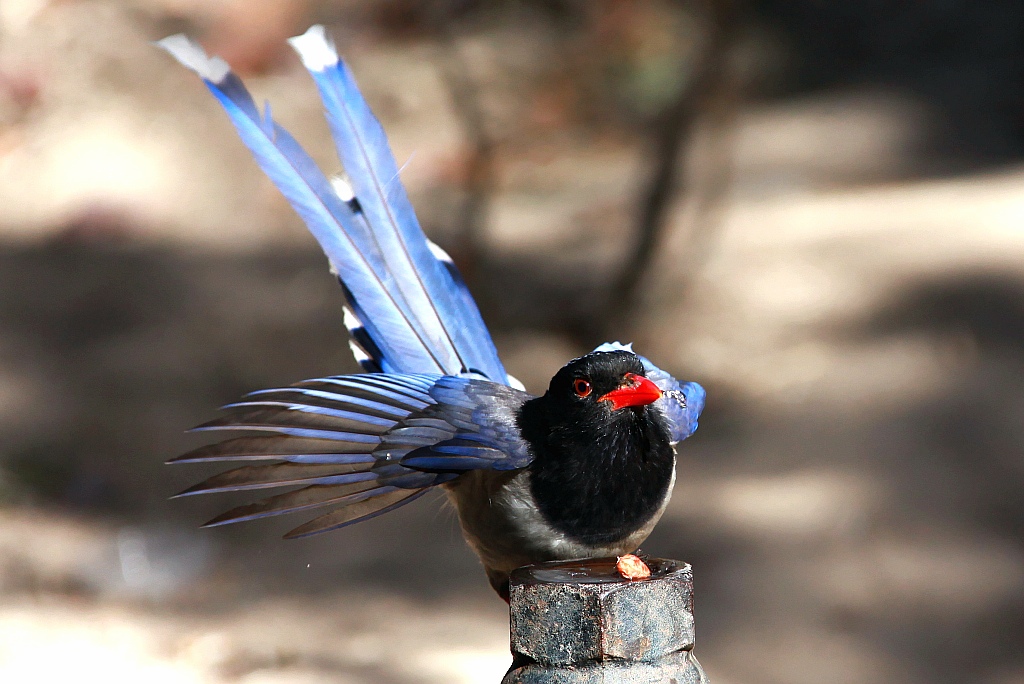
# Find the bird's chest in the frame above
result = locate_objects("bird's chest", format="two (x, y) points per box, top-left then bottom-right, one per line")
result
(444, 456), (676, 575)
(528, 440), (676, 546)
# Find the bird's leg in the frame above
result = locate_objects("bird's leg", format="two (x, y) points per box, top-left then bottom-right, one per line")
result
(615, 553), (652, 580)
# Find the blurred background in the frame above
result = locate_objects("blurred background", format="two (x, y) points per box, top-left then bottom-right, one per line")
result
(1, 0), (1023, 682)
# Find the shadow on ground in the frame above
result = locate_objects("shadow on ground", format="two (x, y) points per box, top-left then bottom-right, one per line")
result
(1, 238), (1022, 684)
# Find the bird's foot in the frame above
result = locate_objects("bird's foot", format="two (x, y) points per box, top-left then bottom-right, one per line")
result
(615, 553), (651, 580)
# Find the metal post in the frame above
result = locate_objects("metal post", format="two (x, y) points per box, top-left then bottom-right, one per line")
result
(503, 558), (709, 683)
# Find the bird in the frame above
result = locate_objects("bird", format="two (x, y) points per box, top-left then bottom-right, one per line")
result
(158, 26), (705, 600)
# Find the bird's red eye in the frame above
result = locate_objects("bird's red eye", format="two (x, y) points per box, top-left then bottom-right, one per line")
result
(573, 378), (592, 397)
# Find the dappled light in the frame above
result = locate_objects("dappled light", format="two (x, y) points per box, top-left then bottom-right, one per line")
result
(1, 1), (1023, 683)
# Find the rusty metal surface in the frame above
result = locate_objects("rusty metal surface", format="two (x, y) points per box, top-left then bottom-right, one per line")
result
(505, 558), (706, 682)
(505, 650), (708, 684)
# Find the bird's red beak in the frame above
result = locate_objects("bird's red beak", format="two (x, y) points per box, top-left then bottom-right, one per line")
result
(598, 373), (663, 411)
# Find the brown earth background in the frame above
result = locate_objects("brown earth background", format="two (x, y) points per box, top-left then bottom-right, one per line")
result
(0, 1), (1022, 683)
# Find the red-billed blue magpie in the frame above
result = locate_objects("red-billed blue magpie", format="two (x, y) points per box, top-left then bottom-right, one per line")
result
(158, 26), (705, 598)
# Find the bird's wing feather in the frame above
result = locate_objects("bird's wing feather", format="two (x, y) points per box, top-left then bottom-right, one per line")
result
(593, 342), (705, 444)
(158, 32), (506, 381)
(171, 373), (452, 535)
(397, 376), (534, 471)
(173, 373), (531, 536)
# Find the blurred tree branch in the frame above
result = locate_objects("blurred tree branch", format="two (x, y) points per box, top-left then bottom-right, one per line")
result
(428, 3), (498, 297)
(436, 41), (495, 289)
(609, 0), (739, 321)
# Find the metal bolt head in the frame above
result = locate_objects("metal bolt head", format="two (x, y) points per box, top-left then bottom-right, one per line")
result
(508, 557), (696, 667)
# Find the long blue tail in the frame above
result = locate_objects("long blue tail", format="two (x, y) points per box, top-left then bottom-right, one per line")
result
(157, 28), (507, 383)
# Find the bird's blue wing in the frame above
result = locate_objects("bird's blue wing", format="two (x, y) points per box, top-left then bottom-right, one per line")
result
(593, 342), (705, 444)
(397, 376), (534, 472)
(171, 373), (452, 537)
(171, 373), (533, 537)
(158, 30), (507, 382)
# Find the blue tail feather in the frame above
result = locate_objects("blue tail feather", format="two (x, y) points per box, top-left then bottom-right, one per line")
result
(288, 26), (507, 383)
(157, 33), (501, 379)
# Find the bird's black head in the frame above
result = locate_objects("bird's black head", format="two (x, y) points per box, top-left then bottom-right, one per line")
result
(543, 350), (663, 418)
(518, 350), (675, 546)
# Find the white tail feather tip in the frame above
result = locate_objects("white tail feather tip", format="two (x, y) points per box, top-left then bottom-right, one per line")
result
(342, 307), (362, 332)
(348, 340), (372, 364)
(156, 34), (230, 83)
(288, 25), (338, 72)
(426, 240), (455, 266)
(331, 176), (355, 202)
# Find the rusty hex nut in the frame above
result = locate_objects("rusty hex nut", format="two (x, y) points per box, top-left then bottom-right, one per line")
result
(508, 558), (696, 667)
